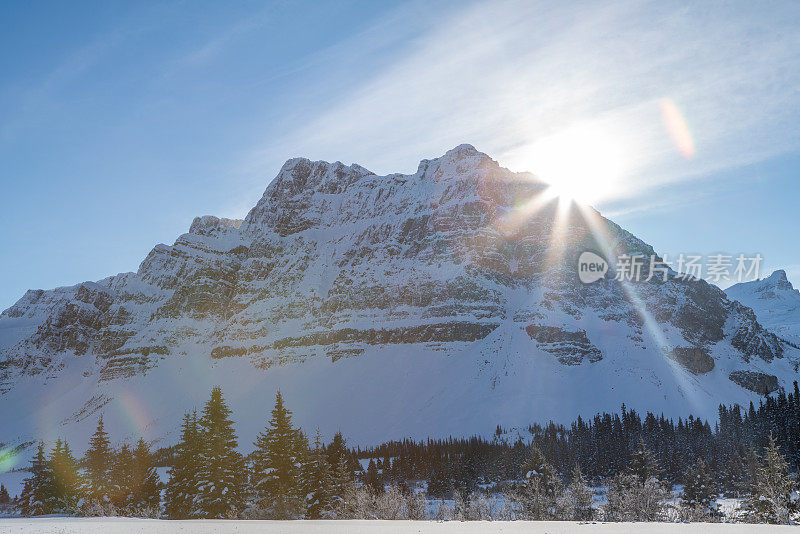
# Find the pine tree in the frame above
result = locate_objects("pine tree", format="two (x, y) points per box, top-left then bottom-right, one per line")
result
(565, 464), (594, 521)
(252, 391), (306, 518)
(427, 459), (454, 498)
(382, 454), (392, 484)
(748, 435), (798, 524)
(515, 446), (563, 520)
(453, 450), (479, 497)
(131, 437), (161, 512)
(197, 386), (246, 518)
(85, 415), (113, 504)
(110, 444), (135, 509)
(744, 447), (761, 494)
(0, 484), (9, 504)
(681, 457), (718, 518)
(49, 439), (82, 513)
(305, 428), (334, 518)
(18, 442), (55, 516)
(330, 437), (356, 514)
(326, 431), (356, 511)
(629, 439), (661, 485)
(365, 459), (383, 494)
(164, 411), (202, 519)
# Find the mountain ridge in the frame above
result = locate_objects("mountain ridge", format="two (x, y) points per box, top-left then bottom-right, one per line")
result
(1, 145), (798, 457)
(726, 269), (800, 347)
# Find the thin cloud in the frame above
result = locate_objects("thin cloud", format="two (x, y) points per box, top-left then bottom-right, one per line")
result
(0, 36), (119, 142)
(180, 5), (281, 67)
(243, 0), (800, 216)
(0, 2), (173, 142)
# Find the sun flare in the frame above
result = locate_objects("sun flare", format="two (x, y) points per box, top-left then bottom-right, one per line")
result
(523, 122), (627, 205)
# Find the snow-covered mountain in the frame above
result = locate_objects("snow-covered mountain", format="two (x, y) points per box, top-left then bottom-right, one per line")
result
(1, 145), (798, 458)
(726, 270), (800, 346)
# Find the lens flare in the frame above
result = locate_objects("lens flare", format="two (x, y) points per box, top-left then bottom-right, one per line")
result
(0, 447), (18, 473)
(119, 388), (154, 438)
(521, 122), (628, 205)
(660, 98), (696, 159)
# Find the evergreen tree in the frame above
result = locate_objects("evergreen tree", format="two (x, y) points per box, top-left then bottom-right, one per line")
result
(0, 484), (10, 504)
(514, 446), (563, 520)
(197, 386), (246, 518)
(382, 454), (392, 483)
(365, 459), (383, 494)
(748, 436), (798, 524)
(305, 428), (334, 518)
(681, 457), (718, 518)
(164, 411), (202, 519)
(49, 439), (82, 513)
(251, 391), (306, 518)
(110, 444), (135, 509)
(327, 432), (350, 474)
(326, 432), (357, 516)
(18, 442), (55, 516)
(744, 447), (761, 494)
(85, 415), (113, 503)
(629, 439), (661, 484)
(330, 443), (356, 514)
(565, 464), (594, 521)
(453, 450), (479, 497)
(131, 437), (161, 512)
(718, 446), (747, 496)
(426, 459), (454, 498)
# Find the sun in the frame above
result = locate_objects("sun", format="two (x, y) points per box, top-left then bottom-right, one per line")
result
(523, 122), (627, 205)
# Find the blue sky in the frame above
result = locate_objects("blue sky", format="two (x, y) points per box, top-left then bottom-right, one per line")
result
(2, 0), (800, 310)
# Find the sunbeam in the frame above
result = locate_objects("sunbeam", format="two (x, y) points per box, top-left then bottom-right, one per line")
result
(574, 203), (704, 410)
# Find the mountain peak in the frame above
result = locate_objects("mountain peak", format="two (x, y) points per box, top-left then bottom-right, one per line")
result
(726, 268), (798, 310)
(725, 269), (800, 347)
(438, 143), (496, 165)
(445, 143), (480, 157)
(415, 144), (495, 176)
(727, 269), (795, 295)
(276, 157), (373, 179)
(189, 215), (243, 236)
(765, 269), (792, 289)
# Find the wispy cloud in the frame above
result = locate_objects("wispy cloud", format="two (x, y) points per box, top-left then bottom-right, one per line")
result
(0, 2), (173, 142)
(244, 0), (800, 214)
(0, 35), (120, 142)
(179, 4), (281, 68)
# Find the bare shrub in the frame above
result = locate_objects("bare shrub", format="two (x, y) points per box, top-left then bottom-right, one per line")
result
(337, 484), (430, 519)
(604, 473), (669, 522)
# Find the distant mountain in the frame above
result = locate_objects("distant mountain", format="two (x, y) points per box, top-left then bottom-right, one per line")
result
(1, 145), (797, 458)
(726, 269), (800, 346)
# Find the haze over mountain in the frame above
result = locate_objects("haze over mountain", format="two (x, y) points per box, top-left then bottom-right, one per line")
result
(1, 145), (797, 463)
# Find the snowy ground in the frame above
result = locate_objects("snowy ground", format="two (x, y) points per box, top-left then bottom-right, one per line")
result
(0, 519), (797, 534)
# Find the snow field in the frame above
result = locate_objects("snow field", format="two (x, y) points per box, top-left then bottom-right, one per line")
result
(0, 519), (798, 534)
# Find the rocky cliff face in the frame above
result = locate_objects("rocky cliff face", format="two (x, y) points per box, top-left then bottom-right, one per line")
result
(1, 145), (798, 451)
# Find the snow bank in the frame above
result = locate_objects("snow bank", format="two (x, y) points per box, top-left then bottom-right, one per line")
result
(0, 519), (796, 534)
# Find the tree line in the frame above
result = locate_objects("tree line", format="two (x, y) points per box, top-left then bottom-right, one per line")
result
(11, 383), (800, 523)
(15, 387), (361, 519)
(17, 419), (160, 516)
(356, 382), (800, 498)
